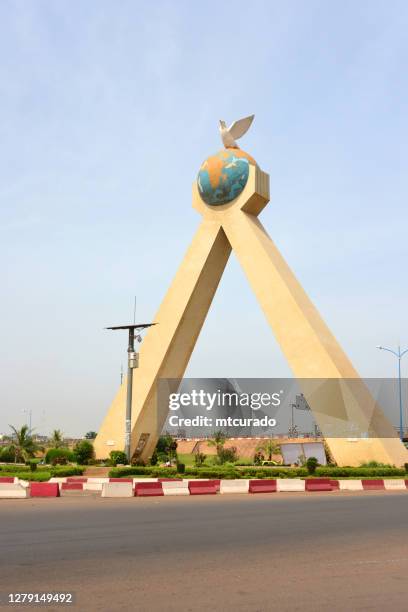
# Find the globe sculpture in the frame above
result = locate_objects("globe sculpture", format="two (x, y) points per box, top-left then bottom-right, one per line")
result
(197, 148), (256, 206)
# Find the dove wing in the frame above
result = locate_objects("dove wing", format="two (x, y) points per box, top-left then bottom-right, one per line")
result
(228, 115), (254, 140)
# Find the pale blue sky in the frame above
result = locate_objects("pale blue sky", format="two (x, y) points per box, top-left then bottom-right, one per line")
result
(1, 1), (408, 436)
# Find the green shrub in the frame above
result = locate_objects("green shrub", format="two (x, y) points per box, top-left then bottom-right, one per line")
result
(109, 450), (128, 467)
(404, 463), (408, 473)
(73, 440), (95, 465)
(109, 466), (178, 478)
(0, 471), (52, 482)
(50, 466), (84, 477)
(177, 462), (185, 474)
(150, 451), (158, 466)
(315, 466), (405, 477)
(234, 459), (253, 466)
(0, 445), (16, 463)
(45, 448), (75, 466)
(216, 446), (238, 465)
(157, 452), (169, 463)
(359, 461), (393, 468)
(194, 452), (206, 467)
(0, 463), (48, 473)
(108, 464), (406, 480)
(27, 460), (37, 472)
(253, 451), (264, 466)
(306, 457), (319, 475)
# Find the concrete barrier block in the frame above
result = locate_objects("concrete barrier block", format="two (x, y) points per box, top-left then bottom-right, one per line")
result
(61, 482), (83, 490)
(383, 479), (406, 490)
(101, 482), (133, 497)
(277, 479), (305, 492)
(83, 482), (103, 491)
(249, 479), (277, 493)
(0, 477), (16, 483)
(30, 482), (60, 497)
(162, 481), (190, 496)
(220, 480), (249, 494)
(0, 483), (28, 498)
(49, 477), (67, 483)
(361, 479), (385, 490)
(135, 482), (163, 496)
(305, 478), (332, 491)
(188, 480), (218, 495)
(338, 479), (363, 491)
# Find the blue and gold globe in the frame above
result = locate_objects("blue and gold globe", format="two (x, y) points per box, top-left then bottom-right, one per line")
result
(197, 149), (256, 206)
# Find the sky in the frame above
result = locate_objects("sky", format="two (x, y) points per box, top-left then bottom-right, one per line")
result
(1, 0), (408, 437)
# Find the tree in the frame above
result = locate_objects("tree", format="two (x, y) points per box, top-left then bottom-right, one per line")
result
(85, 431), (97, 440)
(256, 438), (281, 462)
(156, 435), (178, 459)
(208, 431), (237, 465)
(9, 425), (40, 463)
(207, 430), (226, 455)
(74, 440), (95, 465)
(49, 429), (64, 448)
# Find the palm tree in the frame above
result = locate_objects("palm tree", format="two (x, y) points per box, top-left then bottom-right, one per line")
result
(49, 429), (64, 448)
(9, 425), (40, 463)
(256, 438), (281, 462)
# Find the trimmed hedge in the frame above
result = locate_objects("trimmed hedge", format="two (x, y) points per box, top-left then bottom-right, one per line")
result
(109, 466), (179, 478)
(0, 465), (84, 480)
(0, 472), (52, 482)
(315, 466), (405, 478)
(109, 465), (408, 479)
(108, 466), (309, 479)
(0, 464), (33, 473)
(50, 466), (85, 477)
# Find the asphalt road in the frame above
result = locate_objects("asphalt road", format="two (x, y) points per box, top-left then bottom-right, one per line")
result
(0, 492), (407, 611)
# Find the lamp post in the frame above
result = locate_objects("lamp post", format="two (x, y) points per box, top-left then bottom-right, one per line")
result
(106, 323), (156, 462)
(376, 345), (408, 441)
(22, 409), (32, 433)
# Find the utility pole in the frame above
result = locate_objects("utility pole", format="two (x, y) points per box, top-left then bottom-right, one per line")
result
(106, 323), (156, 462)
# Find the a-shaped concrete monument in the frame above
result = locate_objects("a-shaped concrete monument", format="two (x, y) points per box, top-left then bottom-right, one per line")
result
(94, 117), (408, 467)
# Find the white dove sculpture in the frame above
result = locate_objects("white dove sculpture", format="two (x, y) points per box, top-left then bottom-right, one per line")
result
(219, 114), (254, 148)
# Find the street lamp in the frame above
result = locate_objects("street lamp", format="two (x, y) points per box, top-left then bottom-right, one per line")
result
(376, 345), (408, 441)
(106, 323), (156, 462)
(22, 409), (32, 433)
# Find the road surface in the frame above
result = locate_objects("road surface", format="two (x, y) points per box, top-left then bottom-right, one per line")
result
(0, 492), (407, 611)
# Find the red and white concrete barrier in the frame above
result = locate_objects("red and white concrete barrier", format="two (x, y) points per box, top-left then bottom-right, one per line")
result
(2, 477), (408, 500)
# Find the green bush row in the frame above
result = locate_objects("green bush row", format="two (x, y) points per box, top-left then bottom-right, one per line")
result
(0, 464), (49, 473)
(0, 472), (51, 481)
(0, 466), (84, 480)
(315, 466), (406, 477)
(108, 466), (309, 479)
(109, 466), (179, 478)
(109, 465), (407, 479)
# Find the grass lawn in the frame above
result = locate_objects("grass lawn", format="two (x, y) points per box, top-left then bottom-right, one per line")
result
(177, 453), (196, 466)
